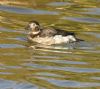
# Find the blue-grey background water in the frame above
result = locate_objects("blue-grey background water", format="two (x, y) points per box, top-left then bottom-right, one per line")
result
(0, 0), (100, 89)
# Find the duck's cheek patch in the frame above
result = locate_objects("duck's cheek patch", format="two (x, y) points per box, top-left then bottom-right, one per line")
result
(29, 23), (37, 29)
(29, 23), (34, 28)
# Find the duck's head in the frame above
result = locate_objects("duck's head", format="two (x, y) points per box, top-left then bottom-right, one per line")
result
(25, 20), (41, 35)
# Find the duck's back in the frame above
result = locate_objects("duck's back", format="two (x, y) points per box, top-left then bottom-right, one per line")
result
(39, 27), (57, 37)
(39, 27), (75, 37)
(56, 29), (75, 36)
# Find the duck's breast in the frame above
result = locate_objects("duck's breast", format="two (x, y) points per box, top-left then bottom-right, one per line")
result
(32, 36), (55, 45)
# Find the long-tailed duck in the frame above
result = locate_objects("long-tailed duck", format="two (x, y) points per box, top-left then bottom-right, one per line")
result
(25, 20), (83, 45)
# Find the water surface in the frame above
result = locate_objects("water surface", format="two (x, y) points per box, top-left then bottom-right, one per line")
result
(0, 0), (100, 89)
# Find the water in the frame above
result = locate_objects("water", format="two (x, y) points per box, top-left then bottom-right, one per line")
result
(0, 0), (100, 89)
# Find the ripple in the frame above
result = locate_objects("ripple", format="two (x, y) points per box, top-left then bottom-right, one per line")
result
(30, 43), (77, 51)
(0, 79), (15, 89)
(0, 44), (25, 48)
(23, 63), (100, 73)
(32, 60), (87, 65)
(84, 32), (100, 38)
(48, 60), (87, 65)
(0, 72), (13, 75)
(4, 65), (21, 69)
(0, 79), (38, 89)
(8, 37), (27, 42)
(83, 8), (100, 15)
(0, 52), (20, 56)
(0, 27), (26, 34)
(61, 16), (100, 23)
(91, 77), (100, 80)
(35, 72), (64, 77)
(73, 41), (95, 50)
(0, 64), (21, 70)
(0, 5), (59, 15)
(47, 2), (72, 6)
(37, 77), (100, 88)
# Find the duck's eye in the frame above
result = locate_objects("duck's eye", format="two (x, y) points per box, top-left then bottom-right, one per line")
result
(34, 26), (40, 31)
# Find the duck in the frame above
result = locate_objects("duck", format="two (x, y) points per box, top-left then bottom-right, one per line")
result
(25, 20), (83, 45)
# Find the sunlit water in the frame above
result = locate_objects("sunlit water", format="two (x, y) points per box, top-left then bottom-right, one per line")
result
(0, 0), (100, 89)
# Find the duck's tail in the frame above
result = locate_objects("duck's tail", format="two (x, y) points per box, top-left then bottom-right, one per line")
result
(76, 38), (84, 42)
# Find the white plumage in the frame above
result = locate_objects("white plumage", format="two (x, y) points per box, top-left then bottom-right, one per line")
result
(28, 35), (76, 45)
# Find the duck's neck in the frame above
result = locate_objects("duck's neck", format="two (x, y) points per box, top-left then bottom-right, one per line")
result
(28, 32), (39, 38)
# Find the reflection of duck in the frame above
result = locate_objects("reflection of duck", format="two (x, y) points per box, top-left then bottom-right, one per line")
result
(25, 20), (83, 45)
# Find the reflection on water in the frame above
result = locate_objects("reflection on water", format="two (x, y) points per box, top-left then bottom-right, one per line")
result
(0, 44), (25, 48)
(0, 79), (38, 89)
(35, 77), (100, 88)
(23, 62), (100, 73)
(47, 2), (72, 6)
(0, 0), (100, 89)
(62, 16), (100, 23)
(0, 5), (59, 15)
(83, 8), (100, 15)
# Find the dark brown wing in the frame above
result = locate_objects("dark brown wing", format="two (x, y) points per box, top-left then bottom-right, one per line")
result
(39, 27), (57, 37)
(39, 27), (75, 37)
(55, 28), (75, 36)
